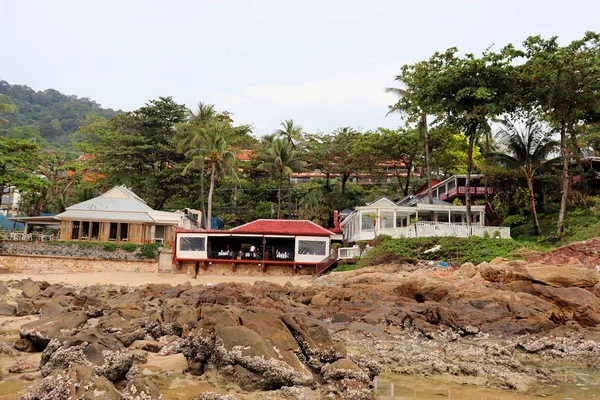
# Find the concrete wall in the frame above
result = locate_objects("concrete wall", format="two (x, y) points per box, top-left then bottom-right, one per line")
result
(0, 254), (157, 274)
(177, 261), (315, 276)
(1, 242), (144, 260)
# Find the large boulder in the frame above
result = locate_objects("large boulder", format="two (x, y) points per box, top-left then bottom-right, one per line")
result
(0, 302), (16, 316)
(20, 311), (88, 349)
(40, 329), (134, 382)
(21, 279), (41, 298)
(21, 364), (121, 400)
(524, 265), (599, 288)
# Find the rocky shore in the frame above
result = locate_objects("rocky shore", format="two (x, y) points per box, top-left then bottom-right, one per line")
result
(2, 255), (600, 399)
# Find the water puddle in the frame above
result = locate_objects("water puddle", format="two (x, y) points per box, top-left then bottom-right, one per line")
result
(374, 374), (600, 399)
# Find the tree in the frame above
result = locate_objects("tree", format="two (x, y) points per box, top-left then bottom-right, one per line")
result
(485, 117), (558, 235)
(387, 60), (436, 203)
(521, 32), (600, 235)
(75, 97), (188, 210)
(0, 137), (42, 196)
(360, 128), (420, 196)
(274, 119), (303, 146)
(419, 46), (519, 225)
(330, 127), (370, 196)
(181, 121), (239, 229)
(258, 138), (305, 218)
(0, 95), (16, 125)
(19, 151), (78, 216)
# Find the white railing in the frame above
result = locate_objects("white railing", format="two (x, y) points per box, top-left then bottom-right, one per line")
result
(0, 230), (56, 242)
(338, 246), (372, 260)
(348, 222), (510, 241)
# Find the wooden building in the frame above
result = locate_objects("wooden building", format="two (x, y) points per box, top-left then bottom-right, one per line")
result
(55, 186), (182, 245)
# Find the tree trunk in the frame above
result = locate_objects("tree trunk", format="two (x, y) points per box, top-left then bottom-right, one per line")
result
(341, 173), (349, 196)
(200, 162), (206, 219)
(557, 120), (569, 236)
(277, 174), (282, 218)
(465, 127), (477, 227)
(484, 125), (491, 202)
(288, 177), (292, 219)
(526, 172), (542, 235)
(325, 173), (330, 193)
(207, 162), (216, 230)
(403, 157), (414, 197)
(423, 114), (433, 204)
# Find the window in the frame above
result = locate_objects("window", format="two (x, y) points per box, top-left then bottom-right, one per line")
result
(381, 211), (394, 229)
(109, 223), (118, 240)
(120, 224), (129, 241)
(179, 236), (205, 252)
(361, 213), (374, 230)
(298, 240), (326, 256)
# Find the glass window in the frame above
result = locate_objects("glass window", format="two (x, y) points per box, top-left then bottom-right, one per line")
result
(381, 211), (394, 229)
(361, 213), (374, 230)
(298, 240), (326, 256)
(179, 237), (206, 252)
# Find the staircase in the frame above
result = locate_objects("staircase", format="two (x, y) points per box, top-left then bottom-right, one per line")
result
(484, 200), (502, 226)
(315, 250), (338, 275)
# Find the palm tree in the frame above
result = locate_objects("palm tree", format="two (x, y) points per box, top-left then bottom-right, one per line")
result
(485, 117), (558, 235)
(189, 102), (216, 125)
(274, 119), (303, 146)
(258, 138), (305, 218)
(177, 102), (218, 218)
(181, 122), (238, 229)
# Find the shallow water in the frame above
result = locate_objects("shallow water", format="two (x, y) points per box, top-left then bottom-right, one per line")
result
(375, 373), (600, 399)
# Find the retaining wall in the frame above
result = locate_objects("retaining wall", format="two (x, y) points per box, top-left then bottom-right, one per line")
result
(0, 254), (157, 274)
(178, 261), (315, 276)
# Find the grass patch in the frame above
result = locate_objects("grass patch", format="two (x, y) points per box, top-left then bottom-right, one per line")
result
(360, 236), (534, 266)
(330, 263), (359, 273)
(510, 208), (600, 248)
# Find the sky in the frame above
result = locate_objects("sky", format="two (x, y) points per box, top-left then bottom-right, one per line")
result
(3, 0), (599, 136)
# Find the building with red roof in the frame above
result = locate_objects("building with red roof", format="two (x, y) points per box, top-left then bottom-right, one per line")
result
(172, 219), (334, 274)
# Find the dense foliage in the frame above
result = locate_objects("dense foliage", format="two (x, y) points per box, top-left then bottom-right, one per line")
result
(0, 80), (120, 148)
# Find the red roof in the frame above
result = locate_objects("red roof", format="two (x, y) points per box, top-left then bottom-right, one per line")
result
(414, 179), (442, 196)
(229, 219), (332, 237)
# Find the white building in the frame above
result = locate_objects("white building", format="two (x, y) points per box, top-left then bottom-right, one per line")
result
(340, 197), (510, 244)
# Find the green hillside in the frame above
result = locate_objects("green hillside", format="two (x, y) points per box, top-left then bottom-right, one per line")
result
(0, 80), (121, 149)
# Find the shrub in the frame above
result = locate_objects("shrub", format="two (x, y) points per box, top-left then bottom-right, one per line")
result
(331, 243), (342, 250)
(103, 243), (117, 252)
(359, 236), (524, 266)
(120, 243), (137, 252)
(137, 243), (161, 259)
(501, 214), (528, 228)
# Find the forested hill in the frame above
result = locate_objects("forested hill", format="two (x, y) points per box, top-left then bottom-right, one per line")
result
(0, 80), (121, 148)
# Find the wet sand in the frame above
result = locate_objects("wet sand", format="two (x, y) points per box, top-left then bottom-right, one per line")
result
(0, 272), (313, 287)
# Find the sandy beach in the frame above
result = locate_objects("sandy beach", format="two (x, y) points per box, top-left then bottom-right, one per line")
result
(0, 271), (314, 287)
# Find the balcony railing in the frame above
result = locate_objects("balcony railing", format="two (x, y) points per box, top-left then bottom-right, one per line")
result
(0, 230), (56, 242)
(367, 222), (510, 239)
(207, 250), (294, 262)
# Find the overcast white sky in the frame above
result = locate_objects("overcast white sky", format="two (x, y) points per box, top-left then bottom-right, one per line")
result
(3, 0), (598, 135)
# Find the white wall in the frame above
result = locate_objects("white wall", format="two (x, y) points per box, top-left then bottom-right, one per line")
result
(176, 232), (208, 259)
(294, 235), (330, 263)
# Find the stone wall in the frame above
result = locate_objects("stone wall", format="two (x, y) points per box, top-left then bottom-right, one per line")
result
(0, 254), (157, 274)
(1, 242), (144, 260)
(177, 261), (315, 276)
